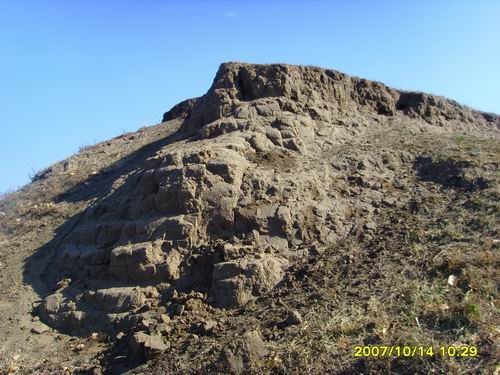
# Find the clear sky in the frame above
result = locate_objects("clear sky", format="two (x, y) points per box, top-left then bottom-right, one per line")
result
(1, 0), (499, 194)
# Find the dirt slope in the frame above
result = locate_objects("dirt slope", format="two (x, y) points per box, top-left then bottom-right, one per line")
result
(0, 63), (498, 374)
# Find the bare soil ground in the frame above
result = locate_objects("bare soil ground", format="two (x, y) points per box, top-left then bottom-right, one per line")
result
(0, 63), (498, 374)
(0, 122), (180, 374)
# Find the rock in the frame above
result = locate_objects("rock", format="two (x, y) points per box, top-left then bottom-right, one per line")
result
(210, 255), (288, 308)
(189, 291), (205, 300)
(234, 105), (250, 119)
(249, 133), (274, 152)
(382, 197), (396, 207)
(163, 249), (182, 280)
(447, 274), (458, 287)
(31, 322), (50, 334)
(66, 301), (77, 311)
(40, 293), (63, 316)
(286, 310), (303, 326)
(221, 348), (245, 374)
(55, 278), (71, 290)
(159, 314), (171, 323)
(142, 286), (160, 299)
(255, 102), (280, 117)
(220, 330), (268, 374)
(364, 222), (376, 230)
(109, 242), (165, 283)
(206, 158), (239, 183)
(144, 335), (170, 361)
(85, 287), (145, 313)
(157, 323), (173, 335)
(184, 298), (202, 311)
(163, 98), (197, 122)
(282, 138), (304, 152)
(130, 331), (168, 359)
(200, 119), (240, 139)
(197, 319), (217, 335)
(140, 317), (153, 329)
(265, 127), (283, 146)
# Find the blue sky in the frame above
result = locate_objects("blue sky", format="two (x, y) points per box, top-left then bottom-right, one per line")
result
(1, 0), (499, 193)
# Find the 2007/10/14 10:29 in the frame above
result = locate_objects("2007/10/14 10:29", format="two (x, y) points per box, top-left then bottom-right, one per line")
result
(354, 345), (478, 357)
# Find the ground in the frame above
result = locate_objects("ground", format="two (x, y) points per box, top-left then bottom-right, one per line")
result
(0, 63), (498, 374)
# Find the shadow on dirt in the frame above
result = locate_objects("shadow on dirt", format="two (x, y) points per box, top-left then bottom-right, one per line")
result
(22, 125), (192, 374)
(413, 156), (489, 191)
(56, 128), (189, 204)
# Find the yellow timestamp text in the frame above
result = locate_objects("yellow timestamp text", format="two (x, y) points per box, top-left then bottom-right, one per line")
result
(354, 345), (478, 357)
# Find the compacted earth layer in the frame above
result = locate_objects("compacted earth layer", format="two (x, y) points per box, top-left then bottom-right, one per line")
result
(0, 63), (498, 374)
